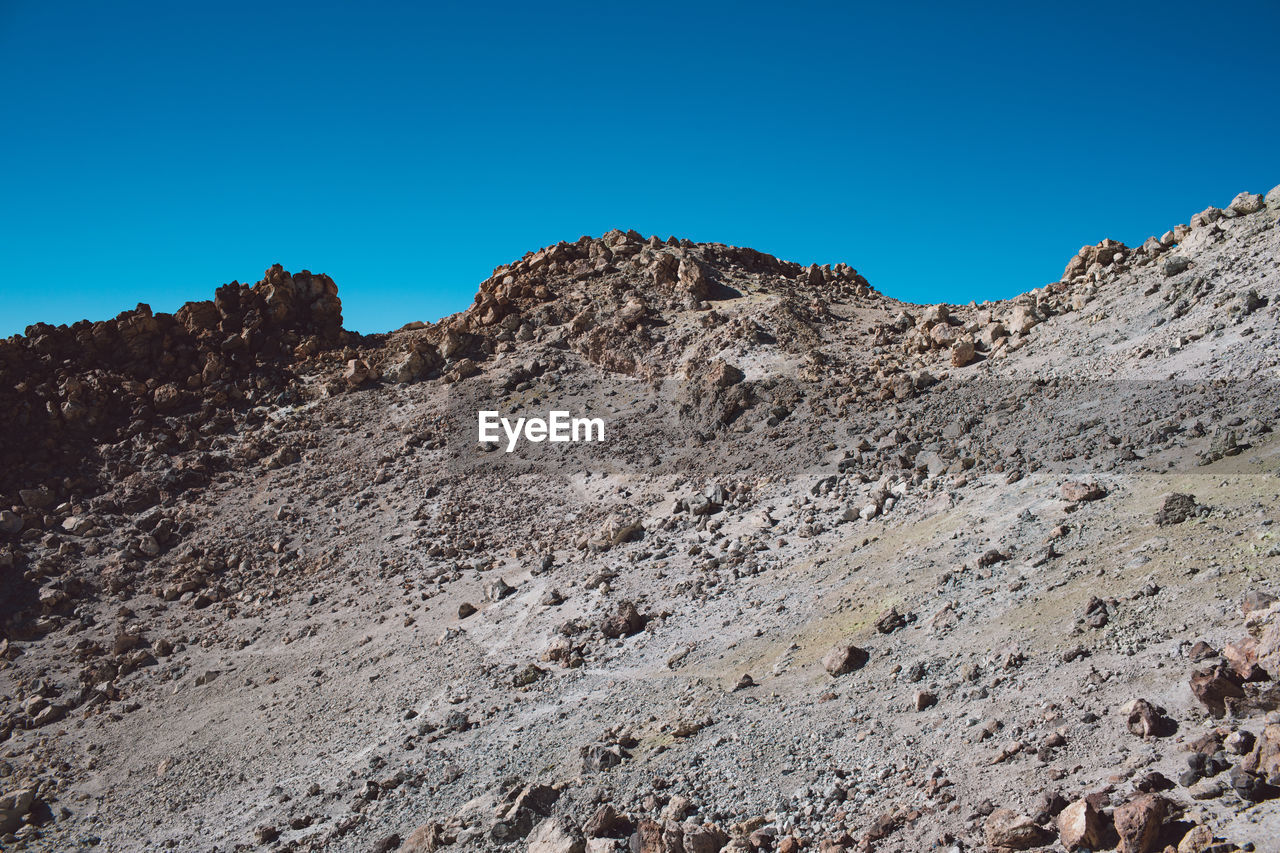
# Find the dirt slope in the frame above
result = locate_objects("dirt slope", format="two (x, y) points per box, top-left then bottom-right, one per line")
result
(2, 187), (1280, 853)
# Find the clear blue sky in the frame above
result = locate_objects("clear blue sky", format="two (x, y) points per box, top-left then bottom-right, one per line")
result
(2, 1), (1277, 337)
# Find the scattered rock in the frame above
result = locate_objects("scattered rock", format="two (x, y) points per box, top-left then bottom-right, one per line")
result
(983, 808), (1052, 850)
(913, 690), (937, 711)
(527, 817), (586, 853)
(1155, 492), (1199, 526)
(822, 643), (869, 676)
(1190, 664), (1246, 717)
(1123, 698), (1174, 738)
(0, 788), (35, 833)
(876, 606), (909, 634)
(1227, 191), (1265, 216)
(1061, 481), (1106, 502)
(1112, 794), (1169, 853)
(1056, 798), (1105, 850)
(600, 601), (646, 639)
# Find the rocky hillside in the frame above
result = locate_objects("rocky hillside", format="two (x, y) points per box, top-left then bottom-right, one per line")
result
(1, 185), (1280, 853)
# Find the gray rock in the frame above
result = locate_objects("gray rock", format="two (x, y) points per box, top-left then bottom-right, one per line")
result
(18, 486), (54, 510)
(1155, 492), (1199, 526)
(527, 817), (585, 853)
(0, 788), (35, 833)
(1228, 191), (1265, 216)
(1190, 207), (1222, 228)
(484, 577), (515, 602)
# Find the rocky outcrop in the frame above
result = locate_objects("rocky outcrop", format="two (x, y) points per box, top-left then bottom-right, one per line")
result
(0, 265), (344, 495)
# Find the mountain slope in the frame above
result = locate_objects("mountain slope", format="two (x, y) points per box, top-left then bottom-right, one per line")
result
(1, 187), (1279, 852)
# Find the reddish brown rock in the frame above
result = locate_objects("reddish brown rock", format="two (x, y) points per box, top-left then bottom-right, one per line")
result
(1122, 698), (1173, 738)
(822, 643), (869, 676)
(583, 804), (631, 839)
(600, 600), (646, 639)
(1222, 636), (1266, 681)
(1061, 481), (1107, 502)
(1190, 664), (1246, 718)
(1112, 794), (1168, 853)
(682, 823), (728, 853)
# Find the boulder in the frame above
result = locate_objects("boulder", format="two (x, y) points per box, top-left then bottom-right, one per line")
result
(527, 817), (585, 853)
(875, 606), (908, 634)
(18, 485), (54, 510)
(1056, 798), (1105, 850)
(983, 808), (1052, 850)
(1254, 604), (1280, 679)
(683, 823), (729, 853)
(822, 643), (869, 676)
(385, 349), (427, 383)
(677, 258), (710, 300)
(706, 360), (745, 388)
(1190, 664), (1245, 717)
(1007, 305), (1039, 335)
(950, 337), (976, 367)
(0, 788), (35, 833)
(583, 804), (631, 838)
(0, 510), (22, 534)
(450, 357), (480, 380)
(601, 601), (646, 639)
(1241, 591), (1276, 615)
(1112, 794), (1168, 853)
(1155, 492), (1198, 526)
(1244, 724), (1280, 785)
(1227, 191), (1265, 216)
(1189, 207), (1223, 228)
(343, 359), (375, 387)
(1122, 698), (1173, 738)
(397, 822), (452, 852)
(1176, 824), (1216, 853)
(493, 784), (561, 842)
(590, 513), (644, 549)
(484, 578), (515, 602)
(1266, 183), (1280, 213)
(1222, 636), (1265, 681)
(1061, 481), (1106, 502)
(1062, 239), (1128, 279)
